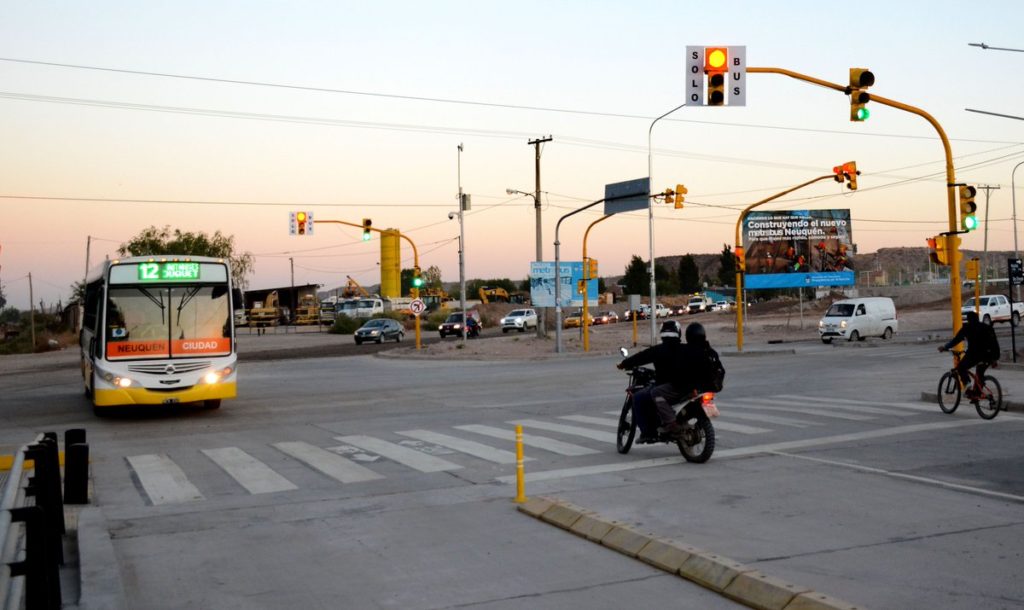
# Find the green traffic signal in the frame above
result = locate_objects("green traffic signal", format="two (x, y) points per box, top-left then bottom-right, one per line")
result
(856, 107), (870, 121)
(362, 231), (371, 241)
(964, 215), (978, 231)
(412, 277), (423, 288)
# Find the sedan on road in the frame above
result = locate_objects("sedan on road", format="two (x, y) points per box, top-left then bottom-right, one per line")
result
(354, 318), (405, 344)
(593, 311), (619, 325)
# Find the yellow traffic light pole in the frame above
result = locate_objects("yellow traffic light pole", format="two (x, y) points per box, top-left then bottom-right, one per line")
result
(734, 174), (837, 351)
(315, 219), (423, 349)
(748, 67), (963, 337)
(581, 214), (613, 352)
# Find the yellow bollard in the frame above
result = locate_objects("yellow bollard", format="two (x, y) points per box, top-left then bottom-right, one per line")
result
(514, 424), (527, 503)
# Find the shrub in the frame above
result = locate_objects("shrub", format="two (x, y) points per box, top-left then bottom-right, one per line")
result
(329, 314), (363, 335)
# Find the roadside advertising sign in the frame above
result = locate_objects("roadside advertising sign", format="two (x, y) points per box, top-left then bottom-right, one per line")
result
(741, 209), (855, 289)
(530, 261), (598, 307)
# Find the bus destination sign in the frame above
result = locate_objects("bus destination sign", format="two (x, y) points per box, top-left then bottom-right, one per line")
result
(137, 262), (201, 282)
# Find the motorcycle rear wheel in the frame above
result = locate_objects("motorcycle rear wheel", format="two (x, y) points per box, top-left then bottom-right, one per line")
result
(677, 416), (715, 463)
(616, 396), (637, 454)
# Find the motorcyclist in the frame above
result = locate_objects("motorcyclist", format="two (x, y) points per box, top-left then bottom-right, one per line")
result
(938, 310), (1000, 398)
(617, 320), (691, 439)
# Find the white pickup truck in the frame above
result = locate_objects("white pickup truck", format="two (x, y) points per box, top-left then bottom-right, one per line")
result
(962, 294), (1023, 326)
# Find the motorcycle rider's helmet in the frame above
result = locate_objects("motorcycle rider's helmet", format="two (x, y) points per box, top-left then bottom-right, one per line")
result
(659, 320), (681, 341)
(685, 322), (707, 344)
(965, 310), (979, 324)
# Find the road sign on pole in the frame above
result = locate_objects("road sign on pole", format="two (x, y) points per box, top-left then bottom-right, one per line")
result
(409, 299), (426, 316)
(604, 178), (650, 215)
(686, 46), (705, 106)
(686, 45), (746, 107)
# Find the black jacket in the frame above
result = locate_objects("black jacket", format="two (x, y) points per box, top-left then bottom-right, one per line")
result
(621, 338), (710, 393)
(943, 320), (1000, 359)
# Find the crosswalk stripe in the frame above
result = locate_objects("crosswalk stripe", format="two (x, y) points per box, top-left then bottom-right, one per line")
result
(200, 447), (297, 494)
(335, 435), (463, 472)
(272, 441), (383, 484)
(720, 411), (820, 428)
(754, 397), (903, 417)
(775, 394), (930, 414)
(711, 421), (772, 434)
(727, 401), (874, 421)
(126, 454), (204, 505)
(396, 430), (523, 464)
(559, 415), (619, 427)
(454, 424), (598, 456)
(510, 419), (615, 443)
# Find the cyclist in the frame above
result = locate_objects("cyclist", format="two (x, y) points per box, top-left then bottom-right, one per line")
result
(938, 311), (1001, 398)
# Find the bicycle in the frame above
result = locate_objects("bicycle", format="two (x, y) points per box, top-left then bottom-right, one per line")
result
(936, 349), (1003, 420)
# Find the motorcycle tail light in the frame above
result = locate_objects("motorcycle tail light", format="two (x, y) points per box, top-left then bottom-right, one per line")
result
(701, 392), (715, 403)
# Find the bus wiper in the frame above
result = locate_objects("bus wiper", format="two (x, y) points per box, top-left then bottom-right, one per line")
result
(176, 287), (201, 328)
(138, 288), (166, 324)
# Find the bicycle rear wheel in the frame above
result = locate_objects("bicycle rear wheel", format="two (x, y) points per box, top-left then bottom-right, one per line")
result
(974, 375), (1002, 420)
(937, 371), (961, 414)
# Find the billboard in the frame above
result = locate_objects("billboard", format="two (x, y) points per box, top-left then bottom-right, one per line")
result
(742, 210), (854, 289)
(530, 261), (598, 307)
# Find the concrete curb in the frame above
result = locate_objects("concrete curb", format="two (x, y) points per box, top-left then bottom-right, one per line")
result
(76, 506), (128, 610)
(517, 496), (864, 610)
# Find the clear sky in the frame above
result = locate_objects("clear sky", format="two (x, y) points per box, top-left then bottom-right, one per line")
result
(2, 0), (1023, 308)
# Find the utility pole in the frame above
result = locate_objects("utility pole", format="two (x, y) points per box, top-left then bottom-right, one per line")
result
(529, 136), (552, 338)
(978, 184), (1001, 292)
(28, 272), (35, 352)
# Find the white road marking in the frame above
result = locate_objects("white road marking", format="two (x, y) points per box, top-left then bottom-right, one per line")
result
(728, 401), (874, 421)
(495, 418), (996, 484)
(126, 454), (204, 505)
(559, 415), (619, 427)
(710, 421), (772, 434)
(396, 430), (524, 464)
(335, 435), (462, 472)
(272, 441), (383, 484)
(720, 411), (820, 428)
(454, 424), (598, 456)
(777, 394), (939, 414)
(200, 447), (297, 494)
(771, 395), (918, 416)
(509, 419), (615, 443)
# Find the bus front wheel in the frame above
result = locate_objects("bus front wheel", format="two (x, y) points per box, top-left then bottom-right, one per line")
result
(203, 399), (222, 410)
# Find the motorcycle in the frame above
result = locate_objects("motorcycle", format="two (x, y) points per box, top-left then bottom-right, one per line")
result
(616, 348), (718, 463)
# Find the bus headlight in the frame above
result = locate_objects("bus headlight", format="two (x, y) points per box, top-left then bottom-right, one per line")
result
(99, 368), (134, 388)
(117, 377), (133, 388)
(203, 367), (233, 384)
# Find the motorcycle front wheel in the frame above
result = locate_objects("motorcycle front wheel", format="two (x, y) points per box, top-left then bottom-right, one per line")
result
(616, 396), (637, 454)
(677, 416), (715, 463)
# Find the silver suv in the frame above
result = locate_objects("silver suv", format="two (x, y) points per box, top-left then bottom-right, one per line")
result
(500, 309), (538, 333)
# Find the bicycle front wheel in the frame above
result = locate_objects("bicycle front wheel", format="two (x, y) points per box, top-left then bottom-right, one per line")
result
(937, 371), (961, 414)
(975, 375), (1003, 420)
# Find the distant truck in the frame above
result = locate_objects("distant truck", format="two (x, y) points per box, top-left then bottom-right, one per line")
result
(687, 295), (713, 314)
(962, 294), (1023, 326)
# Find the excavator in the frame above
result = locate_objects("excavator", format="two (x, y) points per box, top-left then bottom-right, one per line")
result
(342, 276), (370, 299)
(249, 291), (282, 327)
(478, 286), (510, 304)
(421, 287), (454, 312)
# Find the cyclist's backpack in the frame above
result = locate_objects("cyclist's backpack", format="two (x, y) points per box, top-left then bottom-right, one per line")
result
(982, 324), (1001, 360)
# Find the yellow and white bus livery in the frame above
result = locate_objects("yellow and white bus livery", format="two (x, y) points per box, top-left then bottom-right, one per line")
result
(79, 255), (237, 411)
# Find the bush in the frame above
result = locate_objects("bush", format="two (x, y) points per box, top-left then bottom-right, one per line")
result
(423, 310), (449, 331)
(329, 314), (363, 335)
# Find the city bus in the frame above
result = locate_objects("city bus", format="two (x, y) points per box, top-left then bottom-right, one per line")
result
(79, 255), (237, 411)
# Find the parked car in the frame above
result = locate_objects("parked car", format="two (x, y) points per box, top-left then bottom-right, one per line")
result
(563, 310), (593, 328)
(655, 303), (671, 318)
(500, 308), (538, 333)
(593, 311), (619, 325)
(354, 318), (405, 344)
(439, 311), (481, 338)
(962, 294), (1023, 326)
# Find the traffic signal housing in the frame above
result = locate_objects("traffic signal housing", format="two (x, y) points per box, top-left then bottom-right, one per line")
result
(663, 188), (674, 206)
(832, 162), (859, 190)
(362, 218), (373, 241)
(705, 47), (728, 106)
(927, 236), (946, 266)
(576, 279), (586, 294)
(734, 246), (746, 272)
(959, 185), (978, 231)
(412, 266), (424, 288)
(674, 184), (687, 209)
(848, 68), (874, 122)
(587, 258), (598, 278)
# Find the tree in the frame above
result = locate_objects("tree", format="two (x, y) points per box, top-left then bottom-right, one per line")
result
(118, 226), (255, 290)
(677, 256), (700, 293)
(621, 256), (649, 295)
(0, 281), (6, 309)
(597, 277), (607, 293)
(655, 263), (678, 295)
(718, 244), (736, 287)
(423, 265), (443, 290)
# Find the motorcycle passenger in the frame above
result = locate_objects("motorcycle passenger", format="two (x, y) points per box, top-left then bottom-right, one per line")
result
(682, 322), (723, 394)
(938, 310), (1000, 398)
(617, 320), (690, 439)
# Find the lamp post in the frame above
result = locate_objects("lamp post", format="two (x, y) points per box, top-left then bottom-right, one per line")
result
(457, 143), (467, 345)
(1013, 161), (1024, 300)
(647, 102), (686, 346)
(508, 187), (546, 338)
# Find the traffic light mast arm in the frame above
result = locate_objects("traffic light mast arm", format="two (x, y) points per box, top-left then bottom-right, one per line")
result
(748, 66), (963, 335)
(733, 173), (836, 352)
(581, 213), (614, 353)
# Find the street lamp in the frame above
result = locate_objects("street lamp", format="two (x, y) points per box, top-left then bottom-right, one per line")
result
(508, 187), (546, 338)
(456, 144), (467, 345)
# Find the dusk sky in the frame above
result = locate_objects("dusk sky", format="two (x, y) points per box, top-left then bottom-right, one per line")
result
(2, 1), (1022, 308)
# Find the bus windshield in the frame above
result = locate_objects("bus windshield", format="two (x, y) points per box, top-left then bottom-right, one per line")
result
(105, 285), (231, 360)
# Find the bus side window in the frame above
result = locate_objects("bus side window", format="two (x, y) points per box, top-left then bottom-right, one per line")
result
(83, 281), (102, 331)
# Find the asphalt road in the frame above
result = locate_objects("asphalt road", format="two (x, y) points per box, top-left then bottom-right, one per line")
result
(3, 340), (1023, 609)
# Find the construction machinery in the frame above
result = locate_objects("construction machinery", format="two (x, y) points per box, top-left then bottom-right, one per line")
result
(478, 286), (511, 304)
(342, 276), (370, 299)
(421, 287), (454, 312)
(294, 293), (320, 325)
(249, 291), (283, 327)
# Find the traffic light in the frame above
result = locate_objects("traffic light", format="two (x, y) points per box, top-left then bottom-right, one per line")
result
(362, 218), (373, 241)
(674, 184), (687, 209)
(832, 162), (859, 190)
(849, 68), (874, 121)
(576, 279), (586, 294)
(588, 258), (598, 278)
(296, 211), (308, 235)
(412, 266), (424, 288)
(705, 47), (728, 106)
(927, 236), (947, 266)
(959, 185), (978, 231)
(734, 246), (746, 272)
(663, 188), (674, 206)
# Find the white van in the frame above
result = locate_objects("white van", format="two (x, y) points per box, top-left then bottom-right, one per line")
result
(818, 297), (897, 343)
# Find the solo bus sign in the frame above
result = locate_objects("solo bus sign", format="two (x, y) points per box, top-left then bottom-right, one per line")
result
(741, 209), (855, 289)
